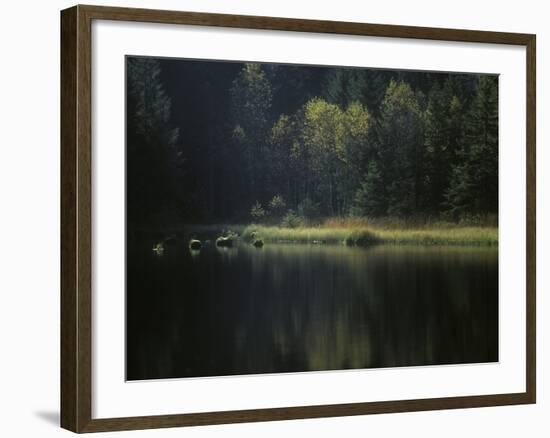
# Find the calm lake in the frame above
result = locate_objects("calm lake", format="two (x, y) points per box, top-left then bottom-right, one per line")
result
(126, 240), (498, 380)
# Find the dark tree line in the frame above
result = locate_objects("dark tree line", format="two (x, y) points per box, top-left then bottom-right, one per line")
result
(126, 57), (498, 227)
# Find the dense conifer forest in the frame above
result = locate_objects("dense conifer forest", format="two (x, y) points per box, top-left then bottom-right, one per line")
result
(126, 57), (498, 229)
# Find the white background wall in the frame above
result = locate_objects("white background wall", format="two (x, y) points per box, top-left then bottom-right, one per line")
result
(0, 0), (546, 436)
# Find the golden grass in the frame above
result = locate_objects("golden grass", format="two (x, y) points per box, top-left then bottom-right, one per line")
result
(241, 220), (498, 246)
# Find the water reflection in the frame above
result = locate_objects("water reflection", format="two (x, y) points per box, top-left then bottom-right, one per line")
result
(126, 242), (498, 380)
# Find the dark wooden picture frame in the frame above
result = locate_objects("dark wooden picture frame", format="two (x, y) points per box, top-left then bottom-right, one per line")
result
(61, 4), (536, 433)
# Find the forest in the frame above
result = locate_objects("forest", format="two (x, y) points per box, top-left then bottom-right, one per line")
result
(126, 57), (498, 239)
(126, 58), (499, 382)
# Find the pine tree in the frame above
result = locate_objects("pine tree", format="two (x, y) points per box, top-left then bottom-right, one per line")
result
(230, 63), (273, 204)
(422, 80), (465, 212)
(445, 75), (498, 216)
(324, 68), (393, 115)
(126, 58), (180, 226)
(350, 161), (386, 216)
(375, 80), (425, 216)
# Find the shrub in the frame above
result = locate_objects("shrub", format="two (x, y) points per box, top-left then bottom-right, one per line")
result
(268, 195), (287, 219)
(250, 201), (266, 222)
(344, 229), (379, 246)
(281, 210), (303, 228)
(232, 125), (246, 142)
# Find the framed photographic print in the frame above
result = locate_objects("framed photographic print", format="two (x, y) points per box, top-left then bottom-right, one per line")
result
(60, 4), (536, 433)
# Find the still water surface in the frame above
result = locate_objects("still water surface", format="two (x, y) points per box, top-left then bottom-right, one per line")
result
(126, 241), (498, 380)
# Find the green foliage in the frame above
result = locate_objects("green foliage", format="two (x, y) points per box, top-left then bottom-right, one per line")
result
(443, 163), (475, 218)
(268, 194), (287, 218)
(344, 229), (380, 246)
(126, 58), (181, 226)
(231, 64), (273, 131)
(232, 125), (246, 142)
(231, 63), (273, 203)
(457, 213), (498, 227)
(422, 81), (465, 212)
(376, 80), (425, 216)
(250, 201), (266, 222)
(271, 114), (295, 146)
(280, 210), (304, 228)
(127, 59), (179, 143)
(297, 197), (321, 220)
(302, 98), (346, 215)
(303, 98), (346, 160)
(341, 102), (372, 209)
(128, 58), (499, 227)
(241, 222), (497, 246)
(302, 98), (371, 215)
(269, 111), (311, 208)
(350, 161), (386, 216)
(445, 76), (498, 216)
(227, 63), (495, 222)
(324, 68), (391, 113)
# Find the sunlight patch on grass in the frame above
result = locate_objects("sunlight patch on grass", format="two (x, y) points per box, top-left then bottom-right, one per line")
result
(242, 223), (498, 246)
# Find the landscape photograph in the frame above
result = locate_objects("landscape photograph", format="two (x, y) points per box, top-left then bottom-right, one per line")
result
(125, 56), (499, 381)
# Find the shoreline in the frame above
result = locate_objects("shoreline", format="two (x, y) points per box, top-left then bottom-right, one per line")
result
(131, 221), (498, 247)
(241, 225), (498, 247)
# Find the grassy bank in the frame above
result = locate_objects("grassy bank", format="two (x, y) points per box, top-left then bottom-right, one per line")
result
(241, 218), (498, 246)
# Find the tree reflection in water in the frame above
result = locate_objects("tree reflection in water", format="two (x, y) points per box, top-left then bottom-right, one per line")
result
(126, 242), (498, 381)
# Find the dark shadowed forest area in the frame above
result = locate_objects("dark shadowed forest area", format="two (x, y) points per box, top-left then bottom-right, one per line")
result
(126, 57), (498, 230)
(126, 57), (499, 380)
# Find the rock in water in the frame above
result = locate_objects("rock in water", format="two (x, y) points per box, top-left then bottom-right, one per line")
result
(216, 236), (233, 247)
(253, 239), (264, 248)
(152, 242), (164, 255)
(189, 239), (202, 250)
